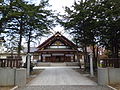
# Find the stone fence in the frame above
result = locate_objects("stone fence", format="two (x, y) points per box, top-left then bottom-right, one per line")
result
(0, 68), (26, 86)
(98, 67), (120, 85)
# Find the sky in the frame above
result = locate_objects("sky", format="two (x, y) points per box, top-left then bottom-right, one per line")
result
(34, 0), (77, 32)
(24, 0), (79, 47)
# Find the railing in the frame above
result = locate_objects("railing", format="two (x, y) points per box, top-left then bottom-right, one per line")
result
(98, 58), (120, 68)
(0, 57), (22, 68)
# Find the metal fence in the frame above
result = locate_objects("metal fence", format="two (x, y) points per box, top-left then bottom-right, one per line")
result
(0, 57), (22, 68)
(98, 58), (120, 68)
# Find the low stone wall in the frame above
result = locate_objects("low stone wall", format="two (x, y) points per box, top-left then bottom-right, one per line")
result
(98, 67), (120, 85)
(109, 68), (120, 84)
(0, 68), (26, 86)
(0, 68), (15, 86)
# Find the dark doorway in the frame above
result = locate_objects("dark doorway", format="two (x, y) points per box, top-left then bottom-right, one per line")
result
(56, 56), (61, 62)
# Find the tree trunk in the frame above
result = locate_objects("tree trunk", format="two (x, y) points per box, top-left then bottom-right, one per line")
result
(114, 39), (119, 58)
(92, 44), (97, 71)
(18, 30), (22, 56)
(27, 29), (32, 53)
(83, 45), (89, 71)
(25, 28), (33, 72)
(111, 38), (119, 58)
(96, 46), (99, 59)
(18, 19), (23, 56)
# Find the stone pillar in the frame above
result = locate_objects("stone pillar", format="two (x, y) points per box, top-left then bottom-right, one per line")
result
(89, 53), (94, 77)
(98, 68), (109, 85)
(27, 53), (31, 77)
(15, 68), (26, 86)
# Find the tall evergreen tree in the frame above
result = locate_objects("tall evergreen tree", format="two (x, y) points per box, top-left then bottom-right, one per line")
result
(97, 0), (120, 58)
(60, 0), (100, 70)
(2, 0), (55, 56)
(24, 0), (54, 53)
(59, 0), (120, 70)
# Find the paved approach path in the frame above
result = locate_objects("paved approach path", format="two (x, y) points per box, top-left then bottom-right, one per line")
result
(28, 68), (97, 85)
(19, 68), (112, 90)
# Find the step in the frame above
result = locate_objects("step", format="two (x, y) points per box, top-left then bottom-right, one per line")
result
(37, 62), (79, 66)
(50, 63), (66, 66)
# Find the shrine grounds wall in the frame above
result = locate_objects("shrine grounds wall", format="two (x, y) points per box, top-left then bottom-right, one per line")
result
(98, 67), (120, 85)
(0, 68), (26, 86)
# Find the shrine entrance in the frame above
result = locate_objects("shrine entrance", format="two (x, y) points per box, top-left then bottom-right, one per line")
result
(33, 32), (79, 62)
(56, 56), (62, 62)
(44, 55), (73, 62)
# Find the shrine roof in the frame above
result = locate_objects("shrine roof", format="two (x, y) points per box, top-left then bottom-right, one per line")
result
(37, 32), (78, 51)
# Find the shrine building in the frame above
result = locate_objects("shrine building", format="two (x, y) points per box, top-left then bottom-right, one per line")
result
(33, 32), (79, 62)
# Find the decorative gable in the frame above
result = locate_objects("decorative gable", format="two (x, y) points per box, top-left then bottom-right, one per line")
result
(37, 32), (78, 51)
(46, 40), (71, 49)
(52, 41), (64, 46)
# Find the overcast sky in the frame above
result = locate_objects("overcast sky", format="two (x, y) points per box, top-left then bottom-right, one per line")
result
(24, 0), (79, 46)
(31, 0), (77, 32)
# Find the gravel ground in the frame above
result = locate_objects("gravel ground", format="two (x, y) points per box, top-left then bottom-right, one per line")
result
(109, 83), (120, 90)
(74, 68), (98, 83)
(0, 86), (14, 90)
(26, 69), (44, 84)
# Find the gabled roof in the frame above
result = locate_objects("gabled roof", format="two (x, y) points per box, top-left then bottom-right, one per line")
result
(37, 32), (78, 51)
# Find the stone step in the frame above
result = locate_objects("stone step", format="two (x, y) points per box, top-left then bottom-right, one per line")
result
(18, 85), (112, 90)
(37, 62), (51, 66)
(50, 63), (66, 66)
(37, 62), (79, 66)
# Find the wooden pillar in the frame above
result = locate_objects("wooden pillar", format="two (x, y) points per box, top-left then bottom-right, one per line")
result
(39, 53), (41, 61)
(64, 53), (65, 62)
(73, 54), (75, 62)
(50, 53), (52, 62)
(41, 53), (43, 62)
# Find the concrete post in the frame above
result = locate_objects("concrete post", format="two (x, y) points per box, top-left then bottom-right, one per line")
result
(27, 53), (31, 77)
(89, 53), (94, 77)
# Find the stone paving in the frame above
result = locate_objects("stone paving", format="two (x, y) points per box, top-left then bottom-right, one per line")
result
(18, 68), (112, 90)
(20, 85), (112, 90)
(28, 68), (97, 85)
